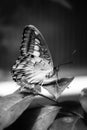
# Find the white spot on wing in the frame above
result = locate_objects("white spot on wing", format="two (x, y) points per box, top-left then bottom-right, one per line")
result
(33, 51), (40, 57)
(34, 45), (39, 51)
(35, 42), (38, 45)
(31, 58), (36, 63)
(35, 31), (39, 35)
(34, 57), (41, 62)
(35, 38), (40, 44)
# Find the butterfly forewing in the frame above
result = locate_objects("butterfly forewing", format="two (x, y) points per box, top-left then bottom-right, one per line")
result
(20, 25), (53, 66)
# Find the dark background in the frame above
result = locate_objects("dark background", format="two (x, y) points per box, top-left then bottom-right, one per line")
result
(0, 0), (87, 81)
(0, 1), (87, 129)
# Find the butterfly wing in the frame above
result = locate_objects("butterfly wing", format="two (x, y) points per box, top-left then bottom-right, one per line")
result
(12, 25), (54, 86)
(20, 25), (53, 65)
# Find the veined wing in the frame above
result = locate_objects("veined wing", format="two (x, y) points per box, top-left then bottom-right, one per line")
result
(20, 25), (53, 66)
(12, 25), (55, 85)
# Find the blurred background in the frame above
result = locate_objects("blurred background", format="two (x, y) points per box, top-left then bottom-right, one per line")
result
(0, 0), (87, 96)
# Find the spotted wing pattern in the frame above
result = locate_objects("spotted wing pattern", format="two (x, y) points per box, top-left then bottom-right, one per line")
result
(20, 25), (53, 63)
(12, 25), (56, 88)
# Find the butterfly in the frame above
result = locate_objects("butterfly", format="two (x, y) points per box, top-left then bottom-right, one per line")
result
(11, 25), (72, 100)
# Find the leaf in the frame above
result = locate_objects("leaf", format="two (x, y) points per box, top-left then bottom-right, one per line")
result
(43, 77), (74, 100)
(80, 88), (87, 113)
(48, 110), (87, 130)
(0, 90), (35, 130)
(48, 101), (87, 130)
(48, 115), (80, 130)
(31, 106), (60, 130)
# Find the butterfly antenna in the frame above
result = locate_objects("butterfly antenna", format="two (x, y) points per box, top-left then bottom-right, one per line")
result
(57, 49), (77, 72)
(55, 50), (76, 83)
(58, 61), (73, 69)
(58, 49), (76, 68)
(55, 60), (73, 81)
